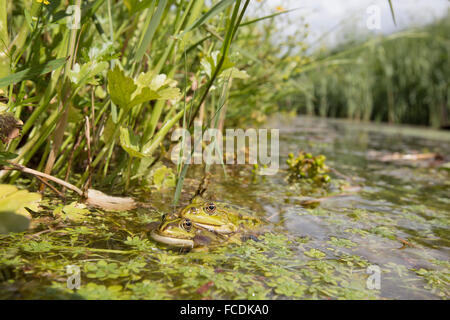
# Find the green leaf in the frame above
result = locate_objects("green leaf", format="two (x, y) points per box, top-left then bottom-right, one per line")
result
(239, 8), (298, 27)
(0, 184), (41, 217)
(136, 71), (176, 91)
(24, 8), (33, 31)
(0, 151), (18, 165)
(181, 0), (235, 36)
(156, 87), (181, 100)
(220, 67), (249, 79)
(21, 240), (53, 253)
(149, 74), (168, 91)
(304, 248), (326, 259)
(134, 0), (167, 62)
(102, 116), (116, 144)
(133, 71), (181, 103)
(53, 201), (90, 222)
(129, 87), (160, 108)
(107, 66), (136, 108)
(201, 51), (234, 79)
(119, 127), (146, 158)
(0, 184), (41, 234)
(0, 58), (67, 87)
(123, 0), (153, 16)
(68, 61), (108, 87)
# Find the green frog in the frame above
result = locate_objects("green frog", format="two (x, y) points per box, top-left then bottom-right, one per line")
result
(150, 214), (226, 249)
(150, 198), (263, 249)
(178, 196), (262, 235)
(150, 216), (197, 248)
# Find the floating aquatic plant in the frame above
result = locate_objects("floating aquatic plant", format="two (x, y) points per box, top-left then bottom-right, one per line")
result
(286, 151), (331, 184)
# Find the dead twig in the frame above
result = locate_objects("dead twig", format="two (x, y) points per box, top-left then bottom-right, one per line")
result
(34, 175), (66, 199)
(5, 162), (137, 211)
(7, 162), (83, 196)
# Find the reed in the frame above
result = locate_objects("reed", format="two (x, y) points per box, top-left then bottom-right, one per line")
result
(289, 13), (450, 128)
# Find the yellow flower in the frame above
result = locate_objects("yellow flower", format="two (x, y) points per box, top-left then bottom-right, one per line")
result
(36, 0), (50, 5)
(275, 6), (286, 12)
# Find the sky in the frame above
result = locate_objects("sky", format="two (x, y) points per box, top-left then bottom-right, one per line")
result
(248, 0), (450, 48)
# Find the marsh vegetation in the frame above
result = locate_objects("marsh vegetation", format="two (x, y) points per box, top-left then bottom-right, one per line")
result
(0, 1), (448, 300)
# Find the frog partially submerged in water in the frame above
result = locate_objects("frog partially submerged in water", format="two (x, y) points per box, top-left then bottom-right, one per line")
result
(150, 197), (264, 249)
(150, 216), (197, 248)
(179, 196), (261, 234)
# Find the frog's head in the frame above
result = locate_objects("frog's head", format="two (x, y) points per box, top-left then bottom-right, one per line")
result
(150, 215), (196, 248)
(179, 198), (238, 234)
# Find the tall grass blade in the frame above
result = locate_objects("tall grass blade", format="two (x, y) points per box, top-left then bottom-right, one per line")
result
(0, 58), (68, 88)
(181, 0), (235, 35)
(134, 0), (167, 63)
(387, 0), (397, 26)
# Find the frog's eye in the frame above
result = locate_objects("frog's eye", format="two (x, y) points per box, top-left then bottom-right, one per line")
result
(180, 219), (192, 231)
(204, 202), (216, 214)
(189, 207), (199, 215)
(161, 214), (167, 221)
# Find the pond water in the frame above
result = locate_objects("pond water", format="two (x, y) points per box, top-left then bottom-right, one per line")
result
(0, 116), (449, 299)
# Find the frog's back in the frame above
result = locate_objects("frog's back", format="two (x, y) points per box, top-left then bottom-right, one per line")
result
(216, 201), (262, 228)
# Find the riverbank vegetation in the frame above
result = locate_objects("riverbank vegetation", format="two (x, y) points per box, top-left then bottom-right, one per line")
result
(287, 13), (450, 128)
(1, 1), (446, 193)
(1, 0), (269, 194)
